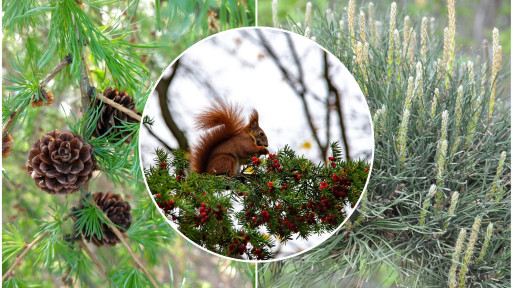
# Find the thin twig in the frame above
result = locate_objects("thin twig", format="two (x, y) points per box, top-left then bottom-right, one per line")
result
(2, 106), (22, 140)
(2, 54), (72, 139)
(79, 53), (92, 116)
(2, 232), (50, 281)
(40, 54), (73, 88)
(323, 51), (350, 161)
(94, 92), (142, 122)
(143, 123), (174, 152)
(251, 30), (328, 160)
(78, 239), (108, 280)
(101, 212), (159, 288)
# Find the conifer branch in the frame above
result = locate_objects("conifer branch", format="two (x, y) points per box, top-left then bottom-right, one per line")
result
(79, 53), (92, 115)
(2, 105), (22, 140)
(101, 212), (159, 288)
(40, 53), (73, 88)
(2, 54), (72, 139)
(94, 92), (142, 122)
(2, 232), (49, 281)
(78, 238), (108, 280)
(323, 51), (350, 161)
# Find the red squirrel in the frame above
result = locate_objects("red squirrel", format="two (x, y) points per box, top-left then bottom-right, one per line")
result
(190, 100), (269, 176)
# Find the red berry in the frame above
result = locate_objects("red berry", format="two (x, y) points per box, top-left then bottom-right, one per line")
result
(156, 193), (161, 198)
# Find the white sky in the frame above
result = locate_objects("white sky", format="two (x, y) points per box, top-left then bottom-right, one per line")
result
(140, 27), (374, 259)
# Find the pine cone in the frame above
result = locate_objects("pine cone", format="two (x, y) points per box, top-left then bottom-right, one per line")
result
(3, 134), (14, 158)
(27, 130), (96, 194)
(93, 88), (140, 143)
(75, 192), (132, 246)
(32, 88), (54, 107)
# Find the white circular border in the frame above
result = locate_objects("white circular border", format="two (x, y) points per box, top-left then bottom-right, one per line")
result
(138, 26), (375, 264)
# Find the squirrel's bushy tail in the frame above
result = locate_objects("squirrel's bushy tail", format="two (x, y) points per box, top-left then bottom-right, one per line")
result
(191, 100), (246, 173)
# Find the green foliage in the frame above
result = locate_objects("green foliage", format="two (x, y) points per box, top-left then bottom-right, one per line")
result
(72, 195), (111, 242)
(2, 56), (42, 126)
(2, 0), (256, 287)
(109, 267), (152, 288)
(2, 0), (41, 37)
(144, 144), (370, 260)
(2, 224), (26, 265)
(44, 0), (148, 91)
(258, 1), (510, 287)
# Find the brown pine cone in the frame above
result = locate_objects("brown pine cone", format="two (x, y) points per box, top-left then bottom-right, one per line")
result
(93, 87), (140, 143)
(27, 130), (96, 194)
(31, 88), (54, 107)
(3, 134), (14, 158)
(75, 192), (132, 246)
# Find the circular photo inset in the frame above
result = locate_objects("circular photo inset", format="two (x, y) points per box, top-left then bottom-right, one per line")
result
(140, 27), (374, 261)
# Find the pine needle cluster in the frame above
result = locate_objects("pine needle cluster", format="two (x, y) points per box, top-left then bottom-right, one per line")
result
(260, 1), (510, 287)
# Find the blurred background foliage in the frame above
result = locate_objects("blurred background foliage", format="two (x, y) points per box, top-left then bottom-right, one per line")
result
(2, 0), (254, 287)
(258, 0), (511, 54)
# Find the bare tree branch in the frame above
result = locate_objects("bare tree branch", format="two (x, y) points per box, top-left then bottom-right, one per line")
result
(178, 62), (224, 102)
(249, 29), (328, 160)
(144, 123), (174, 152)
(323, 51), (350, 161)
(156, 59), (189, 151)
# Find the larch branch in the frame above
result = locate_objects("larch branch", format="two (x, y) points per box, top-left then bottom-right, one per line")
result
(2, 232), (49, 281)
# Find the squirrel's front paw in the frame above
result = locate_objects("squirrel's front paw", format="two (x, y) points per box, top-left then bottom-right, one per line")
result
(259, 147), (269, 155)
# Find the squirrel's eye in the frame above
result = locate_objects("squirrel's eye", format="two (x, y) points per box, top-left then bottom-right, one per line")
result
(260, 132), (264, 136)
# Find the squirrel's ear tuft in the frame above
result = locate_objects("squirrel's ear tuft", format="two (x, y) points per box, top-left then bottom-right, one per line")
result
(249, 109), (259, 128)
